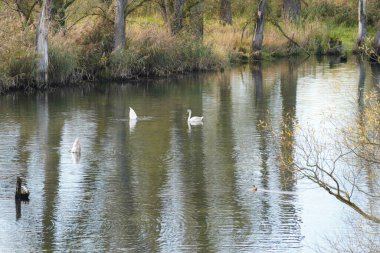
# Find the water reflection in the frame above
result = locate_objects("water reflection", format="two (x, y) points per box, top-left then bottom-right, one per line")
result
(0, 57), (379, 252)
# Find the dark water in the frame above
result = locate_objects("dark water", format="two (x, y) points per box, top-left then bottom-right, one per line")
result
(0, 57), (379, 252)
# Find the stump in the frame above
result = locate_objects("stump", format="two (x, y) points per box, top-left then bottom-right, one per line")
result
(15, 176), (29, 200)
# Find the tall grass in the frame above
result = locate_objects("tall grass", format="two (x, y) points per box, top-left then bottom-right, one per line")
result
(204, 21), (251, 63)
(109, 26), (223, 78)
(49, 35), (81, 84)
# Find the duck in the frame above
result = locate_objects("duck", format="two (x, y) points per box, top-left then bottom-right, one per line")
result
(251, 185), (258, 192)
(129, 107), (137, 120)
(187, 109), (203, 124)
(15, 176), (29, 200)
(71, 137), (81, 153)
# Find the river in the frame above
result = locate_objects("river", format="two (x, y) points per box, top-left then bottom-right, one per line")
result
(0, 56), (379, 252)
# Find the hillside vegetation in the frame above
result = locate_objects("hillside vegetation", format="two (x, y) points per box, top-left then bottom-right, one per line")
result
(0, 0), (379, 91)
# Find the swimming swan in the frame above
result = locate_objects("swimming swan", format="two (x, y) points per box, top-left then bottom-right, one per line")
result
(71, 137), (81, 153)
(187, 109), (203, 124)
(129, 107), (137, 120)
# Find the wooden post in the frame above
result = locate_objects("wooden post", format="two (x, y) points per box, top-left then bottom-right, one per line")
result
(15, 176), (29, 200)
(15, 199), (21, 220)
(15, 176), (22, 198)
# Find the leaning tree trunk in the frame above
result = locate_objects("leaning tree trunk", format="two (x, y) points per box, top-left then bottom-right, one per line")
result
(356, 0), (366, 50)
(220, 0), (232, 25)
(282, 0), (300, 22)
(114, 0), (127, 51)
(36, 0), (50, 85)
(172, 0), (185, 34)
(252, 0), (267, 59)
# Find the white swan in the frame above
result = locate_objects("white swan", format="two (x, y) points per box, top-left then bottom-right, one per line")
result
(187, 109), (203, 124)
(71, 137), (81, 153)
(129, 107), (137, 120)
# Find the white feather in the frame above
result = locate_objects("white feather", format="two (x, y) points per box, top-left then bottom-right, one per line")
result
(129, 107), (138, 120)
(71, 138), (81, 153)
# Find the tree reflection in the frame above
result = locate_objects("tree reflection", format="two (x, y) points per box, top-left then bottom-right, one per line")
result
(279, 58), (298, 191)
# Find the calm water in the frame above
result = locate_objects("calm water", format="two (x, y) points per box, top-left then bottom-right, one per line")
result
(0, 57), (379, 252)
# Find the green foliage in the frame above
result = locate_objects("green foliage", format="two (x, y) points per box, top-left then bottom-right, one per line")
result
(109, 30), (222, 78)
(79, 20), (114, 76)
(367, 0), (380, 27)
(7, 49), (37, 86)
(326, 25), (356, 50)
(109, 49), (144, 78)
(303, 1), (356, 26)
(48, 44), (79, 84)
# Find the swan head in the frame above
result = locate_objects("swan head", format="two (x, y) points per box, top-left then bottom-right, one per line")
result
(252, 185), (258, 192)
(187, 109), (192, 114)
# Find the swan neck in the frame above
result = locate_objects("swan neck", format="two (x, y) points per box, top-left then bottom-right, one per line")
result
(188, 110), (191, 121)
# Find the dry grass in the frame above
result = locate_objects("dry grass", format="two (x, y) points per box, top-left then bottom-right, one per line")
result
(263, 20), (328, 56)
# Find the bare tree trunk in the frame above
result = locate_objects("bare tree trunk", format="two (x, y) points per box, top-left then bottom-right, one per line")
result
(114, 0), (127, 51)
(282, 0), (300, 22)
(220, 0), (232, 25)
(252, 0), (267, 58)
(374, 28), (380, 56)
(172, 0), (185, 34)
(36, 0), (50, 85)
(356, 0), (366, 49)
(190, 1), (203, 40)
(160, 0), (170, 26)
(158, 0), (185, 35)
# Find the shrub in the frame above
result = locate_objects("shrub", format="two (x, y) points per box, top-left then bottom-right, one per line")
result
(303, 1), (356, 26)
(48, 44), (79, 84)
(7, 49), (37, 86)
(109, 27), (222, 79)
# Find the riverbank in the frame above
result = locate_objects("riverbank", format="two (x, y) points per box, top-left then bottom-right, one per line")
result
(0, 8), (378, 93)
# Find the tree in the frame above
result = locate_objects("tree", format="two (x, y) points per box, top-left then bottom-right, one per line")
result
(220, 0), (232, 25)
(114, 0), (127, 51)
(356, 0), (367, 50)
(36, 0), (50, 85)
(252, 0), (267, 58)
(156, 0), (185, 34)
(189, 0), (203, 40)
(50, 0), (77, 33)
(1, 0), (39, 29)
(282, 0), (300, 22)
(275, 91), (380, 224)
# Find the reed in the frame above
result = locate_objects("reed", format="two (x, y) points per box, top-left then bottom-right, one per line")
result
(49, 35), (81, 84)
(109, 26), (222, 78)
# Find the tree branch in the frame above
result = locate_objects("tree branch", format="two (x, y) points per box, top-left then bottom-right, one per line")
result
(268, 18), (310, 56)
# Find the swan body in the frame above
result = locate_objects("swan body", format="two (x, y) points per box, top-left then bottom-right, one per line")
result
(129, 107), (137, 120)
(15, 176), (29, 200)
(187, 109), (203, 124)
(71, 138), (81, 153)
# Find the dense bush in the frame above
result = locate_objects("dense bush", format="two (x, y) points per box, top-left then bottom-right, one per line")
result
(48, 44), (80, 84)
(7, 49), (37, 86)
(109, 28), (222, 78)
(303, 1), (356, 26)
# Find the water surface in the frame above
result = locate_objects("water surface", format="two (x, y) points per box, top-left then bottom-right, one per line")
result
(0, 57), (379, 252)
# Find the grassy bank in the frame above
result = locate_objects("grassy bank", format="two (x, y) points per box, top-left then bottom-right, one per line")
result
(0, 0), (378, 92)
